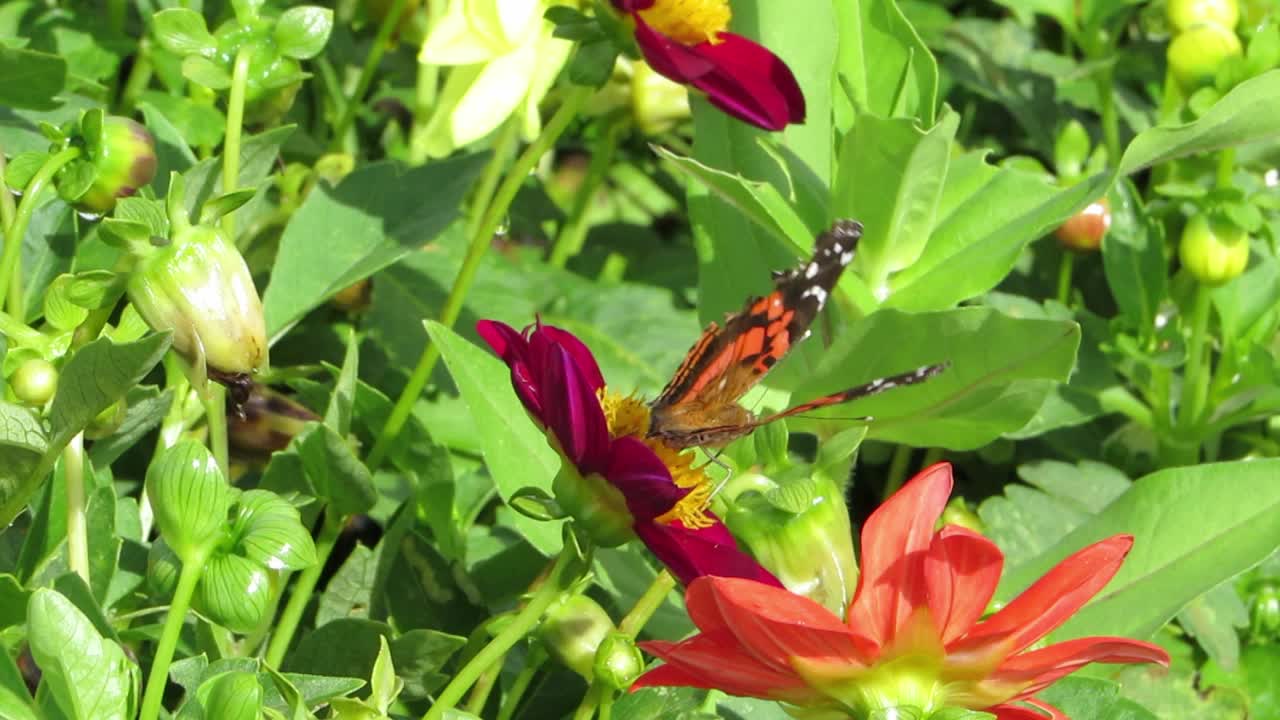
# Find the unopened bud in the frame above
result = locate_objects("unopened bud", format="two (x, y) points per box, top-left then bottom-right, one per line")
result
(539, 594), (617, 680)
(593, 632), (644, 690)
(76, 117), (158, 214)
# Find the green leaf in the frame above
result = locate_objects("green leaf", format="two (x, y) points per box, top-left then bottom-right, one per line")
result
(389, 628), (466, 699)
(792, 307), (1080, 450)
(1103, 179), (1167, 336)
(1177, 581), (1248, 671)
(4, 151), (49, 190)
(198, 188), (257, 224)
(0, 574), (31, 629)
(0, 630), (38, 720)
(369, 636), (399, 713)
(325, 329), (358, 436)
(273, 6), (333, 60)
(834, 0), (938, 129)
(55, 158), (98, 204)
(137, 100), (200, 192)
(263, 155), (487, 341)
(0, 334), (169, 527)
(1201, 644), (1280, 719)
(151, 8), (216, 57)
(998, 460), (1280, 643)
(86, 485), (120, 604)
(0, 47), (67, 110)
(884, 152), (1111, 311)
(26, 588), (136, 720)
(283, 617), (389, 680)
(427, 320), (563, 555)
(87, 387), (172, 467)
(832, 111), (956, 293)
(233, 489), (317, 571)
(317, 543), (376, 626)
(181, 55), (232, 90)
(296, 423), (376, 516)
(146, 440), (233, 560)
(1037, 677), (1158, 720)
(0, 402), (48, 457)
(566, 39), (619, 88)
(1118, 71), (1280, 176)
(43, 274), (90, 331)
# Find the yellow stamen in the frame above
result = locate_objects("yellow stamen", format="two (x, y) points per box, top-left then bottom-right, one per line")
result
(597, 388), (716, 528)
(638, 0), (731, 46)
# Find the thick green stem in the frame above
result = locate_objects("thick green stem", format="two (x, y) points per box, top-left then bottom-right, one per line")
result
(619, 570), (675, 639)
(1098, 386), (1154, 428)
(1217, 147), (1236, 189)
(330, 0), (410, 152)
(1, 147), (82, 315)
(63, 432), (90, 584)
(367, 87), (590, 470)
(407, 62), (441, 165)
(0, 151), (18, 229)
(221, 47), (252, 237)
(548, 119), (624, 268)
(119, 42), (154, 116)
(572, 684), (604, 720)
(463, 657), (500, 716)
(422, 549), (581, 720)
(139, 547), (209, 720)
(264, 510), (343, 667)
(1177, 286), (1213, 435)
(204, 385), (230, 480)
(1056, 250), (1076, 306)
(1093, 65), (1121, 163)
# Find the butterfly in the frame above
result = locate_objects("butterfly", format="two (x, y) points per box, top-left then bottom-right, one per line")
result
(646, 219), (946, 449)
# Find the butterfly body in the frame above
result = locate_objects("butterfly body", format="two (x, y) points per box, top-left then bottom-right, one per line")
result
(647, 220), (945, 449)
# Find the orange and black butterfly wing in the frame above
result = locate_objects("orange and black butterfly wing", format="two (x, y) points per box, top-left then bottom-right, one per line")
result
(752, 362), (950, 426)
(650, 220), (862, 421)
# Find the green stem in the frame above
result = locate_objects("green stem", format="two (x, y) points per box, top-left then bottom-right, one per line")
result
(119, 41), (154, 115)
(367, 86), (590, 470)
(598, 689), (614, 720)
(139, 547), (209, 720)
(548, 118), (624, 268)
(63, 432), (90, 584)
(619, 570), (675, 639)
(407, 62), (441, 165)
(495, 652), (545, 720)
(463, 656), (500, 716)
(108, 0), (126, 34)
(462, 120), (521, 243)
(330, 0), (410, 152)
(422, 548), (581, 720)
(1093, 64), (1121, 163)
(1216, 147), (1236, 188)
(882, 444), (912, 500)
(1, 147), (82, 316)
(204, 385), (230, 480)
(1177, 285), (1213, 434)
(264, 510), (343, 667)
(221, 47), (252, 238)
(1056, 250), (1076, 306)
(1098, 385), (1154, 428)
(572, 684), (603, 720)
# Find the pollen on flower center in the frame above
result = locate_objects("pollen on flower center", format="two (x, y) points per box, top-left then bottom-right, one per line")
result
(637, 0), (731, 46)
(597, 388), (715, 529)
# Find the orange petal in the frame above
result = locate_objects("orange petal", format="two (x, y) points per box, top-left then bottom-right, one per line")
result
(928, 526), (1004, 645)
(635, 630), (817, 701)
(992, 636), (1170, 696)
(955, 535), (1133, 655)
(689, 577), (875, 672)
(846, 462), (953, 649)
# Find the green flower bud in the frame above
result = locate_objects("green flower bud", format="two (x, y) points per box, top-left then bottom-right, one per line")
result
(75, 117), (158, 214)
(593, 632), (644, 691)
(147, 538), (181, 597)
(539, 594), (617, 680)
(199, 671), (263, 720)
(197, 553), (272, 632)
(1168, 23), (1243, 90)
(1248, 582), (1280, 641)
(9, 358), (57, 406)
(127, 224), (267, 389)
(1168, 0), (1239, 32)
(551, 460), (635, 548)
(146, 441), (235, 560)
(724, 474), (858, 616)
(1179, 213), (1250, 285)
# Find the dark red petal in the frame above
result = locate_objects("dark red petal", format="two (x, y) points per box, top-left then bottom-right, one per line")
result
(634, 630), (815, 701)
(535, 324), (605, 392)
(686, 32), (806, 130)
(606, 436), (689, 521)
(633, 515), (783, 588)
(927, 526), (1004, 645)
(992, 637), (1170, 696)
(476, 319), (543, 420)
(846, 462), (953, 650)
(688, 577), (876, 672)
(990, 702), (1063, 720)
(632, 18), (717, 84)
(612, 0), (653, 12)
(957, 536), (1134, 655)
(541, 344), (610, 474)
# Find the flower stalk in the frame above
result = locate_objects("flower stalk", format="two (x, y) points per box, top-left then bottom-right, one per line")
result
(139, 546), (210, 720)
(264, 509), (344, 667)
(63, 432), (90, 584)
(223, 47), (253, 238)
(1, 147), (82, 315)
(331, 0), (411, 152)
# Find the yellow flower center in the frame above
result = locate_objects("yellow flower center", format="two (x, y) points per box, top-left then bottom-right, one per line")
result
(637, 0), (731, 46)
(598, 388), (715, 529)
